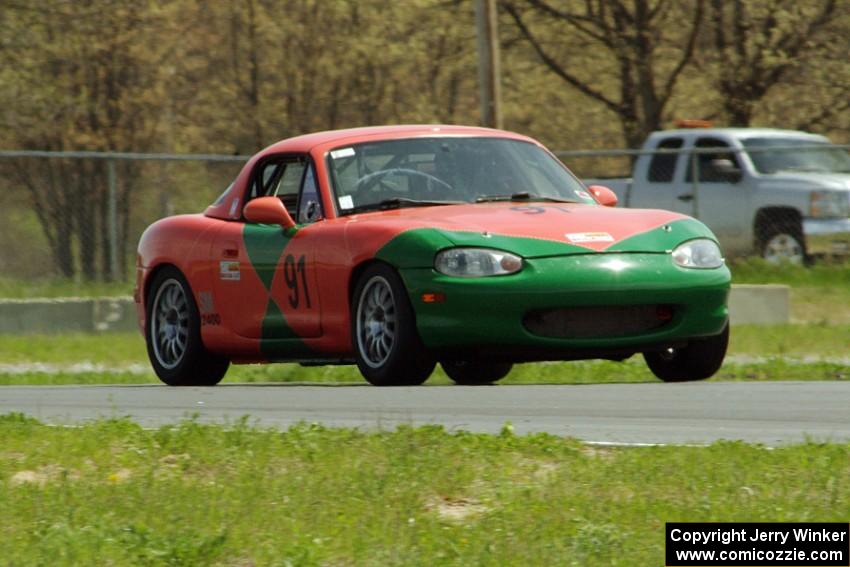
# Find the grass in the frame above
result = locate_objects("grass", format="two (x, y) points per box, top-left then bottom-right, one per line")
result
(2, 415), (849, 566)
(0, 333), (146, 365)
(2, 265), (846, 566)
(0, 277), (132, 299)
(729, 258), (850, 287)
(0, 326), (848, 386)
(1, 360), (848, 386)
(2, 324), (848, 365)
(730, 259), (850, 324)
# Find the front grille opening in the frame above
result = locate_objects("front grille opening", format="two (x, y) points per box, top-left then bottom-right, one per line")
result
(523, 305), (676, 339)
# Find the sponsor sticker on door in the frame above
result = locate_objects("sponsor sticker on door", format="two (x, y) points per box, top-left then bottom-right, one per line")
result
(219, 261), (241, 281)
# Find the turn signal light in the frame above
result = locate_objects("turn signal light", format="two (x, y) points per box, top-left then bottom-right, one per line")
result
(421, 292), (446, 304)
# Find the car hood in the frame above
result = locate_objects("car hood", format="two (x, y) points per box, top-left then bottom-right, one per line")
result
(760, 171), (850, 191)
(349, 202), (716, 259)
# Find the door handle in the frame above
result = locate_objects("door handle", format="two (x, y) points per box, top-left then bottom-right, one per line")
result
(677, 194), (694, 202)
(222, 243), (239, 258)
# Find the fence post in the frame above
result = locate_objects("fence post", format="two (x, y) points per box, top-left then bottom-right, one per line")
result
(107, 159), (119, 281)
(475, 0), (503, 129)
(690, 150), (700, 220)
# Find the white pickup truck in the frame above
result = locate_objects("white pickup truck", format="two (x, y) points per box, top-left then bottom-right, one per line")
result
(583, 128), (850, 262)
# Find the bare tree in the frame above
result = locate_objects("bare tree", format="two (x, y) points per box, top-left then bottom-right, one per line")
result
(709, 0), (837, 126)
(503, 0), (704, 148)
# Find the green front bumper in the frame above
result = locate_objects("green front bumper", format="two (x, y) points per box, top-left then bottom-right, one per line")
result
(399, 252), (730, 357)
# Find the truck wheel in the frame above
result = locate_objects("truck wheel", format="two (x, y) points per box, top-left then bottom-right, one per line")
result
(759, 223), (805, 264)
(643, 324), (729, 382)
(441, 360), (513, 385)
(146, 266), (229, 386)
(352, 264), (436, 386)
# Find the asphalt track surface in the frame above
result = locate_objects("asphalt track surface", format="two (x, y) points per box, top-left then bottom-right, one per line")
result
(3, 381), (850, 445)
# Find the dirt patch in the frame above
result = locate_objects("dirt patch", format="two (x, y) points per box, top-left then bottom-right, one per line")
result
(0, 452), (26, 462)
(515, 457), (563, 481)
(159, 453), (191, 467)
(426, 496), (489, 522)
(580, 446), (616, 461)
(9, 464), (79, 486)
(107, 468), (133, 483)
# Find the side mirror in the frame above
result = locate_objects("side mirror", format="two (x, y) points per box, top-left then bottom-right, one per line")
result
(587, 185), (618, 207)
(243, 196), (296, 229)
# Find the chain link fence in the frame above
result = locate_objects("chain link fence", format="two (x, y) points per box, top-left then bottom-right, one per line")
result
(1, 141), (849, 282)
(0, 151), (248, 282)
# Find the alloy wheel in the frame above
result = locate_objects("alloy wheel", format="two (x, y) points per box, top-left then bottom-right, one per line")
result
(150, 278), (190, 369)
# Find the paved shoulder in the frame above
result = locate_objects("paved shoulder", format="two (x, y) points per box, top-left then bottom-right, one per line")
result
(2, 381), (849, 445)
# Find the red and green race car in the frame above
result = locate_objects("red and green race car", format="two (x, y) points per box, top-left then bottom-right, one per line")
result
(135, 125), (730, 386)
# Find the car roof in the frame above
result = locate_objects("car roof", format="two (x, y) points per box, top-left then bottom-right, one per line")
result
(205, 124), (543, 221)
(258, 124), (535, 154)
(649, 128), (830, 144)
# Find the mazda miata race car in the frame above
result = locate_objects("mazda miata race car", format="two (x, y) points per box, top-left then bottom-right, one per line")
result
(135, 125), (730, 386)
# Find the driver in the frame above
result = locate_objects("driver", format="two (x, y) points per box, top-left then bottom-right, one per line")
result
(433, 143), (476, 201)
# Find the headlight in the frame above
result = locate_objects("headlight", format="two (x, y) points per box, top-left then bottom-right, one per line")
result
(435, 248), (523, 277)
(672, 239), (724, 269)
(810, 191), (850, 218)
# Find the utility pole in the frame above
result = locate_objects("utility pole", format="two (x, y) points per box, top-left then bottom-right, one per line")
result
(475, 0), (503, 129)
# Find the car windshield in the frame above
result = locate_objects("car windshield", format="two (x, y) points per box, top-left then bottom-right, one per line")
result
(326, 137), (594, 214)
(743, 138), (850, 174)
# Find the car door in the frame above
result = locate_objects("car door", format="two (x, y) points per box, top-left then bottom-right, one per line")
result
(213, 156), (324, 341)
(629, 136), (684, 211)
(675, 137), (751, 253)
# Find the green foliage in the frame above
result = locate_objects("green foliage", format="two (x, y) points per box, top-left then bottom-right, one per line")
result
(2, 417), (850, 565)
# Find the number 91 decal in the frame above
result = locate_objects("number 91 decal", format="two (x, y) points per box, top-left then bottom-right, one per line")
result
(283, 254), (312, 309)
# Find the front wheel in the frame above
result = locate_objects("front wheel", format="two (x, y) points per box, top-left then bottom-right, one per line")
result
(643, 324), (729, 382)
(351, 263), (435, 386)
(441, 360), (513, 385)
(760, 224), (805, 264)
(146, 266), (229, 386)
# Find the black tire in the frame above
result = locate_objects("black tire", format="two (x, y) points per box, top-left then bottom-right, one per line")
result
(441, 360), (513, 385)
(643, 324), (729, 382)
(351, 263), (435, 386)
(758, 221), (806, 264)
(146, 266), (229, 386)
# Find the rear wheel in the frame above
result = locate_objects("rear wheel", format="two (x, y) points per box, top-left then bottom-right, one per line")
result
(146, 266), (229, 386)
(351, 264), (435, 386)
(442, 360), (513, 385)
(643, 324), (729, 382)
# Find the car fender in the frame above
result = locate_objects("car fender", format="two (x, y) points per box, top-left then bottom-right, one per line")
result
(135, 214), (220, 336)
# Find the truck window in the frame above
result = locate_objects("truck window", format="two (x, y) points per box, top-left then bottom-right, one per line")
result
(686, 138), (742, 183)
(648, 138), (683, 182)
(743, 138), (850, 174)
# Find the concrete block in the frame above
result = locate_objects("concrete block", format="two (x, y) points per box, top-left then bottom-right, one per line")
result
(729, 284), (790, 326)
(0, 297), (137, 334)
(0, 298), (96, 334)
(93, 298), (138, 332)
